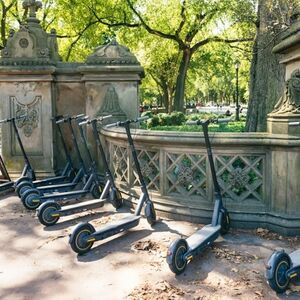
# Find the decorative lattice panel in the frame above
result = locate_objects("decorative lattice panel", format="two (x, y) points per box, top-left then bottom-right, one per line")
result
(111, 144), (129, 184)
(216, 155), (264, 202)
(166, 152), (207, 199)
(133, 149), (160, 191)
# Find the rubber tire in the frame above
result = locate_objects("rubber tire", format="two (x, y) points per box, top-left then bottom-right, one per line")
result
(145, 201), (156, 226)
(21, 188), (41, 204)
(220, 209), (230, 235)
(37, 201), (61, 226)
(91, 185), (101, 199)
(22, 191), (41, 210)
(16, 181), (34, 197)
(167, 239), (188, 275)
(14, 176), (31, 187)
(69, 223), (96, 255)
(268, 252), (291, 293)
(110, 189), (123, 209)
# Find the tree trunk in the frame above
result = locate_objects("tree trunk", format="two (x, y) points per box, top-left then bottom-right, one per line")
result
(173, 48), (191, 112)
(246, 0), (286, 132)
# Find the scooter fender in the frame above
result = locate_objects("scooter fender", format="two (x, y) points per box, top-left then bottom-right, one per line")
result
(166, 238), (188, 265)
(14, 176), (32, 187)
(265, 250), (291, 280)
(69, 222), (90, 243)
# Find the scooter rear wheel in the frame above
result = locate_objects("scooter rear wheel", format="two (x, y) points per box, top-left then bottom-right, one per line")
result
(145, 201), (156, 226)
(167, 238), (188, 275)
(37, 201), (61, 226)
(268, 252), (291, 293)
(22, 191), (41, 210)
(69, 223), (96, 255)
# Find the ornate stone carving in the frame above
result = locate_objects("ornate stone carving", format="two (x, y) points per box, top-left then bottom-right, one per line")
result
(176, 165), (194, 185)
(86, 39), (140, 65)
(228, 167), (250, 190)
(95, 86), (127, 120)
(23, 0), (42, 19)
(0, 0), (61, 65)
(270, 69), (300, 115)
(11, 96), (40, 137)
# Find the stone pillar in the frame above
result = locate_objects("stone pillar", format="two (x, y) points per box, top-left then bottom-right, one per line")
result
(79, 39), (144, 124)
(266, 16), (300, 231)
(267, 18), (300, 135)
(78, 39), (144, 167)
(0, 0), (60, 177)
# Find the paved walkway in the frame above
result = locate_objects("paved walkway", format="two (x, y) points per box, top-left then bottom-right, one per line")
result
(0, 194), (299, 300)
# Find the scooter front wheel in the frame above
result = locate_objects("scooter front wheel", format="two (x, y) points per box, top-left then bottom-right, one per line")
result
(220, 209), (230, 235)
(167, 238), (188, 275)
(145, 201), (156, 226)
(69, 223), (96, 255)
(110, 189), (123, 209)
(37, 201), (61, 226)
(16, 181), (34, 198)
(267, 252), (291, 293)
(22, 191), (41, 210)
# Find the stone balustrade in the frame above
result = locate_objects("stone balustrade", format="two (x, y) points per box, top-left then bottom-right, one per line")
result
(102, 127), (300, 235)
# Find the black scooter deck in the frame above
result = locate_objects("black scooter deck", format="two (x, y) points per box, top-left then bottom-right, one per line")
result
(38, 181), (78, 192)
(92, 215), (141, 241)
(59, 198), (106, 216)
(186, 225), (221, 251)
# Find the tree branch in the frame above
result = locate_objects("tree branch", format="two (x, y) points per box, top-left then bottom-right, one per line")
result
(125, 0), (185, 47)
(191, 36), (254, 53)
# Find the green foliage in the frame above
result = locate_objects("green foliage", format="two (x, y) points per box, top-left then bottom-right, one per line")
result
(146, 111), (186, 128)
(149, 121), (245, 133)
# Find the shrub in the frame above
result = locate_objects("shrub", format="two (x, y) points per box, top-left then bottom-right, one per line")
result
(169, 111), (186, 125)
(146, 115), (159, 128)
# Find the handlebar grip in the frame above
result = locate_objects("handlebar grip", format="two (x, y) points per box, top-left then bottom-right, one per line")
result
(56, 118), (66, 124)
(289, 122), (300, 126)
(70, 113), (85, 120)
(216, 118), (232, 124)
(97, 114), (112, 121)
(79, 120), (89, 126)
(106, 121), (120, 129)
(136, 116), (149, 122)
(186, 120), (200, 126)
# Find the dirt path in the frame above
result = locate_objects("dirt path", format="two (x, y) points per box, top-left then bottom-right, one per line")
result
(0, 194), (299, 300)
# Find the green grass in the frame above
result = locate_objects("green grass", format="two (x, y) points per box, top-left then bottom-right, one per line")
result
(143, 121), (245, 132)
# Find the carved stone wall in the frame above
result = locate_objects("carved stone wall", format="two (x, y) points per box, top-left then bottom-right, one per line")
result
(103, 128), (300, 235)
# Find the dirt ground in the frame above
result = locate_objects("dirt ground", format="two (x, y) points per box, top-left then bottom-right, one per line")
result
(0, 194), (300, 300)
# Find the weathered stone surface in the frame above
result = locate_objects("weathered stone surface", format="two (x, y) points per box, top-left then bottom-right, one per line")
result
(102, 128), (300, 235)
(268, 18), (300, 135)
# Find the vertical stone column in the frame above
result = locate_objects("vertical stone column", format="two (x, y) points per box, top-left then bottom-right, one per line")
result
(267, 17), (300, 221)
(0, 0), (60, 177)
(78, 39), (144, 166)
(79, 39), (144, 124)
(0, 69), (55, 177)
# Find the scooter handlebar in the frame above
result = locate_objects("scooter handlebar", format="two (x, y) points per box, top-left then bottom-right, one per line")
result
(70, 113), (85, 120)
(186, 117), (232, 126)
(216, 117), (232, 124)
(289, 121), (300, 127)
(0, 114), (27, 124)
(105, 116), (149, 129)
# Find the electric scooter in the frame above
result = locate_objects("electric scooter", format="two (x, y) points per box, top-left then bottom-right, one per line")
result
(20, 114), (89, 209)
(21, 115), (119, 212)
(37, 115), (123, 226)
(265, 121), (300, 293)
(0, 115), (36, 194)
(166, 118), (231, 274)
(69, 116), (156, 255)
(15, 115), (76, 196)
